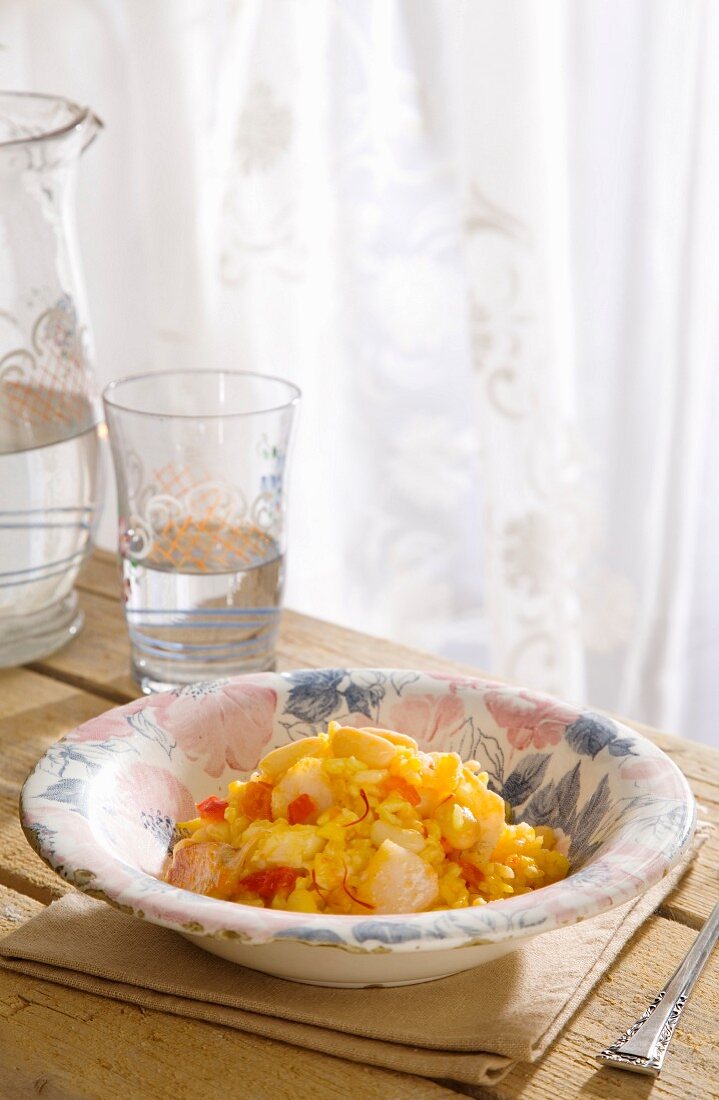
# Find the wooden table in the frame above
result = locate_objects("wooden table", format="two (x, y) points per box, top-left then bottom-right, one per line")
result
(1, 551), (718, 1100)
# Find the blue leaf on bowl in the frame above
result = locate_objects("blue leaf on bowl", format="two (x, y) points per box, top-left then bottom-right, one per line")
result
(42, 778), (88, 816)
(554, 762), (581, 834)
(275, 925), (345, 944)
(126, 710), (175, 759)
(565, 714), (626, 758)
(389, 671), (420, 695)
(352, 920), (447, 944)
(501, 752), (551, 807)
(42, 743), (102, 779)
(607, 737), (637, 757)
(569, 774), (610, 860)
(516, 908), (551, 931)
(475, 730), (505, 792)
(26, 822), (57, 854)
(522, 780), (558, 828)
(343, 679), (384, 719)
(285, 669), (345, 723)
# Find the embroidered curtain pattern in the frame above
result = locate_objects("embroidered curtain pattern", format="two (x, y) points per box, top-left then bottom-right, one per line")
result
(3, 0), (718, 745)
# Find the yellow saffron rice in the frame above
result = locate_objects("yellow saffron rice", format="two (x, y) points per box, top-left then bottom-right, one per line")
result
(165, 722), (570, 915)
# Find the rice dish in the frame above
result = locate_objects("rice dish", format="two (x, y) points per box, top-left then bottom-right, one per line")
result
(164, 722), (570, 914)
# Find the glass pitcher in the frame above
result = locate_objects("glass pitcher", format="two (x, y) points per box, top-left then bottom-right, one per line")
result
(0, 92), (104, 665)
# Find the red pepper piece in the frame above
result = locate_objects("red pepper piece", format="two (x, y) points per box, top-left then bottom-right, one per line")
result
(459, 860), (485, 889)
(196, 796), (229, 822)
(241, 780), (273, 821)
(288, 793), (317, 825)
(238, 867), (302, 901)
(384, 776), (421, 806)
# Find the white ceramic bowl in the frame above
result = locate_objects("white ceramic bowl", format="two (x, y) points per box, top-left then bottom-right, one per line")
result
(21, 670), (695, 986)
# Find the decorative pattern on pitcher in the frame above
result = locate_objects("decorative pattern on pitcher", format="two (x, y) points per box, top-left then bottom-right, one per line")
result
(0, 296), (93, 438)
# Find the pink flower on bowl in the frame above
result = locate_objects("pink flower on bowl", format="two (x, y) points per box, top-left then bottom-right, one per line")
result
(161, 681), (277, 777)
(112, 761), (195, 826)
(67, 700), (145, 742)
(429, 673), (504, 694)
(24, 805), (136, 892)
(68, 683), (277, 778)
(389, 692), (465, 746)
(98, 762), (195, 873)
(620, 757), (688, 799)
(485, 688), (580, 751)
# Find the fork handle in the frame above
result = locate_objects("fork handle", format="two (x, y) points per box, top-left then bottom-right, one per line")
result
(597, 899), (719, 1076)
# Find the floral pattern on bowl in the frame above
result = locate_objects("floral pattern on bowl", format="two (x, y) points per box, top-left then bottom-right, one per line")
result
(21, 670), (695, 961)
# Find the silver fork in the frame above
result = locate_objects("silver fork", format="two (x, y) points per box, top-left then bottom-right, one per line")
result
(597, 899), (719, 1076)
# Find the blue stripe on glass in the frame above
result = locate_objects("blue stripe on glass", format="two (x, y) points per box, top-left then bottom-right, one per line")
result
(128, 628), (278, 655)
(0, 547), (89, 580)
(128, 636), (277, 661)
(0, 505), (94, 514)
(0, 562), (83, 589)
(126, 619), (278, 630)
(0, 522), (92, 532)
(125, 606), (280, 617)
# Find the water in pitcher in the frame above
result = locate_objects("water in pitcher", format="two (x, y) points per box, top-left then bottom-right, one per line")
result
(121, 518), (284, 693)
(0, 389), (101, 664)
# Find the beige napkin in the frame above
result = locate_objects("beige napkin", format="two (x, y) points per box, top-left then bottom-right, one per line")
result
(0, 843), (702, 1089)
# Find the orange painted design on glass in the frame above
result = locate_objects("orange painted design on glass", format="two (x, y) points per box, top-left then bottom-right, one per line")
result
(146, 464), (276, 572)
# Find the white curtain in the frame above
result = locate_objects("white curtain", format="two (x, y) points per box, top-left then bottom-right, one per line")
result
(2, 0), (718, 745)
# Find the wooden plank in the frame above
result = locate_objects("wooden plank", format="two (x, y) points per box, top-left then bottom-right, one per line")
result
(0, 886), (460, 1100)
(0, 670), (110, 903)
(28, 589), (137, 703)
(76, 548), (120, 600)
(0, 884), (38, 930)
(628, 727), (719, 928)
(494, 911), (719, 1100)
(277, 608), (478, 677)
(658, 807), (719, 929)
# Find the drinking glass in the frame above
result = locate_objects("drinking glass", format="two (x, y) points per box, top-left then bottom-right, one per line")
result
(103, 370), (300, 693)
